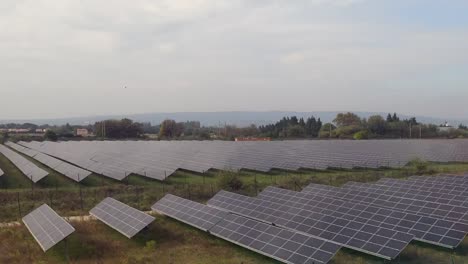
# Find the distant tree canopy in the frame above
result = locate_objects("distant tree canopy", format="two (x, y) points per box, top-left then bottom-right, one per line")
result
(44, 130), (58, 141)
(4, 112), (468, 142)
(333, 112), (362, 127)
(159, 119), (184, 139)
(95, 119), (143, 139)
(259, 116), (322, 138)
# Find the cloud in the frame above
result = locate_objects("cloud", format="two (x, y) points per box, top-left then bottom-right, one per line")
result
(0, 0), (467, 119)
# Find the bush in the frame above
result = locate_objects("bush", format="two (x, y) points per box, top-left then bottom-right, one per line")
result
(408, 158), (432, 175)
(353, 130), (369, 140)
(218, 172), (244, 191)
(44, 130), (58, 141)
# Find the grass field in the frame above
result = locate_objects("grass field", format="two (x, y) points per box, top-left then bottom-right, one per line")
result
(1, 151), (468, 263)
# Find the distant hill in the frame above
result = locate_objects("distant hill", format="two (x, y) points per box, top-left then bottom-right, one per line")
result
(1, 111), (466, 127)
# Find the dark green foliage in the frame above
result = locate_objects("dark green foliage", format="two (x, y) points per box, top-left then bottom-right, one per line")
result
(44, 130), (58, 141)
(259, 115), (321, 138)
(218, 172), (244, 191)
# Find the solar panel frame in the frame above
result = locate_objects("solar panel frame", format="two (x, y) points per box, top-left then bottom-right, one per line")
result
(22, 204), (75, 252)
(90, 197), (155, 238)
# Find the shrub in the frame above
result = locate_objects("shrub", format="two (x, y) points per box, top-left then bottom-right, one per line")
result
(218, 172), (244, 191)
(408, 158), (433, 175)
(353, 130), (369, 140)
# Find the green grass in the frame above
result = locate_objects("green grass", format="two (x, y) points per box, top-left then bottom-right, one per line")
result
(1, 151), (468, 263)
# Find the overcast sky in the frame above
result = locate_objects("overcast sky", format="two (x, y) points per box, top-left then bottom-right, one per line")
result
(1, 0), (467, 120)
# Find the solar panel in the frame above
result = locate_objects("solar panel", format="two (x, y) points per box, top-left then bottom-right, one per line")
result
(153, 194), (341, 264)
(340, 182), (468, 224)
(409, 175), (468, 185)
(259, 186), (467, 248)
(90, 197), (155, 238)
(17, 139), (468, 182)
(207, 190), (413, 259)
(22, 204), (75, 252)
(377, 177), (468, 198)
(152, 194), (228, 231)
(363, 178), (468, 208)
(210, 214), (341, 264)
(7, 142), (92, 182)
(0, 144), (48, 182)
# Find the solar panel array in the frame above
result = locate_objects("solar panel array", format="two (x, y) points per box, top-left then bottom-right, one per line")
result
(153, 194), (340, 264)
(343, 180), (468, 221)
(207, 190), (413, 259)
(17, 139), (468, 181)
(0, 144), (48, 182)
(302, 181), (468, 245)
(6, 142), (91, 182)
(90, 197), (155, 238)
(22, 204), (75, 252)
(259, 186), (467, 248)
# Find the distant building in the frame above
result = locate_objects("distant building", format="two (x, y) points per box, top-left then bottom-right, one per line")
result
(5, 128), (31, 133)
(235, 137), (271, 142)
(35, 129), (47, 133)
(76, 128), (89, 137)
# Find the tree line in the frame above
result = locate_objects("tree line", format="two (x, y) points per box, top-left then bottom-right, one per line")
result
(2, 112), (468, 142)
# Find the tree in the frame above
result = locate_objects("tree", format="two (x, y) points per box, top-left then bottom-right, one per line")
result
(44, 130), (58, 141)
(158, 119), (184, 139)
(287, 125), (305, 138)
(386, 113), (393, 122)
(368, 115), (386, 135)
(95, 119), (143, 138)
(319, 123), (336, 138)
(333, 112), (362, 127)
(392, 113), (400, 122)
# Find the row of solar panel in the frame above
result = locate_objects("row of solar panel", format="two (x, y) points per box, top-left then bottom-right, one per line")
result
(23, 194), (340, 264)
(153, 194), (340, 264)
(154, 173), (468, 263)
(22, 198), (155, 252)
(5, 142), (92, 182)
(21, 173), (468, 264)
(0, 144), (48, 182)
(16, 140), (468, 182)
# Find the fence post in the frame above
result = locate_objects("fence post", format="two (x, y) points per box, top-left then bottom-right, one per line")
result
(254, 174), (258, 196)
(17, 192), (21, 219)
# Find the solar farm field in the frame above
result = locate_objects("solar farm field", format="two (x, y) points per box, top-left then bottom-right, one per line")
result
(1, 140), (468, 263)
